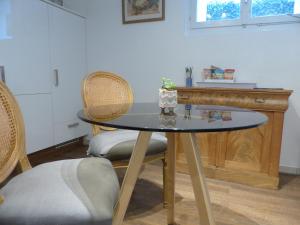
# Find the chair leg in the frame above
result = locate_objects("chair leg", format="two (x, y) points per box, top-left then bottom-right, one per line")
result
(16, 156), (32, 173)
(162, 155), (168, 208)
(0, 195), (4, 205)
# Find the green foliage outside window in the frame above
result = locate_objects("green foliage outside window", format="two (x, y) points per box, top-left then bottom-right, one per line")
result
(205, 0), (295, 21)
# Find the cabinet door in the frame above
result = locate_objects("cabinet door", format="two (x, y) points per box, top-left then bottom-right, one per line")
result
(49, 6), (88, 144)
(0, 0), (51, 95)
(196, 133), (218, 166)
(176, 132), (217, 173)
(16, 94), (54, 154)
(219, 112), (273, 173)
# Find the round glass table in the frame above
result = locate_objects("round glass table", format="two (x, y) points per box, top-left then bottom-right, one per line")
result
(78, 103), (268, 225)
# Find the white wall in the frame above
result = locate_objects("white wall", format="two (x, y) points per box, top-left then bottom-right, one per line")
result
(86, 0), (300, 170)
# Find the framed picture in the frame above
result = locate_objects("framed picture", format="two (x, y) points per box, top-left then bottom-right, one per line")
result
(122, 0), (165, 24)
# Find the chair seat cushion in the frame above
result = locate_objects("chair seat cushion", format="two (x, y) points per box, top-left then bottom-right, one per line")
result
(88, 130), (167, 161)
(0, 158), (119, 225)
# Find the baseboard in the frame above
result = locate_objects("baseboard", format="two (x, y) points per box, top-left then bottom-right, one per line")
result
(279, 166), (300, 175)
(28, 137), (87, 167)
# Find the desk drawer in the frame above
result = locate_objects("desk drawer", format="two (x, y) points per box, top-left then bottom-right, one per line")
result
(177, 92), (288, 111)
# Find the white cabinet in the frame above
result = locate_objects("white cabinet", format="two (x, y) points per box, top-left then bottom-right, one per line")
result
(54, 120), (89, 145)
(0, 0), (88, 153)
(1, 0), (52, 95)
(16, 94), (54, 154)
(0, 0), (54, 154)
(49, 6), (88, 144)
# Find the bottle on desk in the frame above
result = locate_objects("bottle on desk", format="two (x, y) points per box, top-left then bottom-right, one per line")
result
(185, 67), (193, 87)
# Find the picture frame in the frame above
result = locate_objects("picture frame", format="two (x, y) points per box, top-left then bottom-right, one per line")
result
(122, 0), (165, 24)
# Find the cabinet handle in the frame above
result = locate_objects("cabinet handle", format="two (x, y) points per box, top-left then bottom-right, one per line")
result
(68, 122), (79, 128)
(255, 98), (266, 103)
(0, 66), (5, 83)
(180, 96), (190, 100)
(54, 69), (59, 87)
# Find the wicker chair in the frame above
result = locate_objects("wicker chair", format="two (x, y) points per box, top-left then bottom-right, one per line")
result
(0, 81), (119, 225)
(81, 71), (168, 206)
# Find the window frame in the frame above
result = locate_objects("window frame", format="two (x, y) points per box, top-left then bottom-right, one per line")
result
(190, 0), (300, 29)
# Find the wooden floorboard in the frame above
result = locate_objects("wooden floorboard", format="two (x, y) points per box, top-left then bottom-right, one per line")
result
(29, 141), (300, 225)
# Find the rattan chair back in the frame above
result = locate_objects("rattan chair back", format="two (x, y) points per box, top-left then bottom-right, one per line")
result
(81, 71), (134, 134)
(0, 81), (30, 184)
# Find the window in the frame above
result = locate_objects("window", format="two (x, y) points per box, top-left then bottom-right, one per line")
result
(191, 0), (300, 28)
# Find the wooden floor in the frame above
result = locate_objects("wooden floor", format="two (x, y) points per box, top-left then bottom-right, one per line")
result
(29, 141), (300, 225)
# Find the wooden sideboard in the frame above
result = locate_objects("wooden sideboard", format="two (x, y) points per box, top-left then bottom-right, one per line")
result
(175, 87), (292, 189)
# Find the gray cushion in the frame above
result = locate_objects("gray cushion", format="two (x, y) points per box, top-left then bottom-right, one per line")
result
(88, 130), (167, 161)
(0, 158), (119, 225)
(105, 139), (167, 161)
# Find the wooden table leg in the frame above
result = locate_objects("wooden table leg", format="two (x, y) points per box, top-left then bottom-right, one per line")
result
(180, 133), (215, 225)
(112, 131), (152, 225)
(166, 133), (176, 225)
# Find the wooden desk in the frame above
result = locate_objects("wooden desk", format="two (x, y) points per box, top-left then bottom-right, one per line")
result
(176, 87), (293, 189)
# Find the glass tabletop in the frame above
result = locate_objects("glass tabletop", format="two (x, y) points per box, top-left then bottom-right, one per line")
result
(77, 103), (268, 133)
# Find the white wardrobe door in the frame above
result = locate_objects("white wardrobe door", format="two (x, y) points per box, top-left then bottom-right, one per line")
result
(49, 6), (88, 144)
(1, 0), (52, 95)
(16, 94), (54, 154)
